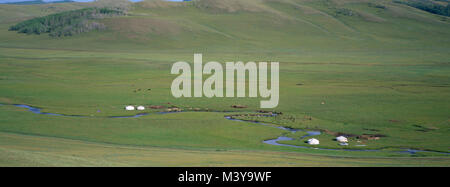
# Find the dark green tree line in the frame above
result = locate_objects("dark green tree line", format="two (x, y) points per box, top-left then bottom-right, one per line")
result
(9, 7), (124, 37)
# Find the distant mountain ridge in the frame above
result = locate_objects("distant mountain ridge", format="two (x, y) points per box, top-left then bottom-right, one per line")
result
(0, 0), (75, 5)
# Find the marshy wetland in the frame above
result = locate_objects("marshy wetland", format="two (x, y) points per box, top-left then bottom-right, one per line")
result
(2, 103), (449, 157)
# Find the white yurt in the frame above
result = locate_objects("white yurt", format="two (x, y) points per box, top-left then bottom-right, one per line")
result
(336, 136), (348, 143)
(307, 138), (320, 145)
(125, 106), (135, 111)
(137, 106), (145, 111)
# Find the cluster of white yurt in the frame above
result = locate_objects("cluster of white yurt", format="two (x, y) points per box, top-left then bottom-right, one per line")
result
(125, 106), (135, 111)
(336, 136), (349, 146)
(125, 105), (146, 111)
(336, 136), (348, 143)
(307, 138), (320, 145)
(306, 136), (350, 146)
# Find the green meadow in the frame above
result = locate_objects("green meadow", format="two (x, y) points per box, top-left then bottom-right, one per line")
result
(0, 0), (449, 166)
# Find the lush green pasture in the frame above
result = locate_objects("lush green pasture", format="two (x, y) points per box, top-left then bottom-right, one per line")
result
(0, 0), (449, 166)
(3, 132), (449, 167)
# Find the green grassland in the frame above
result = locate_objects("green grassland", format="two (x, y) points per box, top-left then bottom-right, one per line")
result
(3, 131), (449, 166)
(0, 0), (449, 166)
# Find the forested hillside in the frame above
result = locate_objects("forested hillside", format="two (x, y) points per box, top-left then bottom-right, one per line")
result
(9, 7), (124, 37)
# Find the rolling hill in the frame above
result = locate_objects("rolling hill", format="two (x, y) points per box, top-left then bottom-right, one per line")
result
(0, 0), (449, 52)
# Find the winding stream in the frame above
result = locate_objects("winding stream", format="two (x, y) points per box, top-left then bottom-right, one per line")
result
(1, 103), (449, 155)
(226, 116), (448, 155)
(10, 104), (149, 118)
(226, 116), (380, 152)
